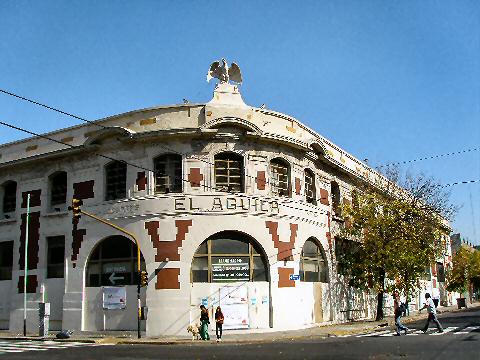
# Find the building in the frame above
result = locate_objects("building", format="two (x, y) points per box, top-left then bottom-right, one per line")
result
(0, 65), (451, 336)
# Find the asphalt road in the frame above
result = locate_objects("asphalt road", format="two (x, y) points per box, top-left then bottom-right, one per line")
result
(5, 308), (480, 360)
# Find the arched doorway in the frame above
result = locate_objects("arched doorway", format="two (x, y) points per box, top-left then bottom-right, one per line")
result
(190, 231), (270, 329)
(84, 236), (146, 331)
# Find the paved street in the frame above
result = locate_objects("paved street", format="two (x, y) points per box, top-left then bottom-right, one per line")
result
(3, 309), (479, 360)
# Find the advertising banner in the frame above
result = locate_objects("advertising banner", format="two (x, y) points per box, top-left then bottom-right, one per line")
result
(212, 257), (249, 282)
(103, 286), (127, 310)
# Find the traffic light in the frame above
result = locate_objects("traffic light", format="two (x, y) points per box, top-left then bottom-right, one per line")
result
(68, 198), (83, 223)
(140, 271), (148, 287)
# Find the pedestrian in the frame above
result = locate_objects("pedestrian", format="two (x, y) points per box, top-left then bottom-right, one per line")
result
(393, 291), (408, 336)
(419, 293), (443, 333)
(199, 305), (210, 340)
(215, 306), (224, 342)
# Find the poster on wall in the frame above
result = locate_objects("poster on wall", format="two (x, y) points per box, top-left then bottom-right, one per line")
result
(222, 303), (249, 329)
(103, 286), (127, 310)
(219, 285), (248, 305)
(212, 257), (249, 282)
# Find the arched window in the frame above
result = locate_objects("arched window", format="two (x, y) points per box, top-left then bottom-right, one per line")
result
(105, 161), (127, 201)
(49, 171), (67, 206)
(270, 158), (290, 197)
(2, 181), (17, 214)
(86, 236), (145, 287)
(192, 231), (268, 283)
(304, 169), (316, 204)
(214, 152), (244, 192)
(154, 154), (182, 193)
(331, 181), (341, 215)
(300, 238), (328, 283)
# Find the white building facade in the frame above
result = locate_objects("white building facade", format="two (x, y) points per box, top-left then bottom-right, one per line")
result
(0, 79), (451, 336)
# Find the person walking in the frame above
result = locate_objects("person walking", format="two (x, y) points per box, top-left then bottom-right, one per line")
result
(419, 293), (443, 333)
(393, 291), (408, 336)
(215, 306), (224, 342)
(199, 305), (210, 340)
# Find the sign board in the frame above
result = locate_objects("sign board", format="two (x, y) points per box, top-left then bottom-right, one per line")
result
(289, 274), (300, 281)
(103, 286), (126, 310)
(212, 257), (249, 282)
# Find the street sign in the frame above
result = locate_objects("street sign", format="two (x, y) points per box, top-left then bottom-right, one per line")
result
(289, 274), (300, 281)
(108, 272), (124, 285)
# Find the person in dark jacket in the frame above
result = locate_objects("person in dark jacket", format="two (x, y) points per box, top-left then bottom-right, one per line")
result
(215, 306), (224, 342)
(393, 291), (409, 336)
(199, 305), (210, 340)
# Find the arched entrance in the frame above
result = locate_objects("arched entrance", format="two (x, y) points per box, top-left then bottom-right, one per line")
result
(190, 231), (270, 330)
(84, 235), (146, 331)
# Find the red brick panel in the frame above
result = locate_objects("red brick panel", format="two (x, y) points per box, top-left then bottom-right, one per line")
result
(71, 223), (87, 264)
(145, 220), (193, 262)
(188, 168), (203, 187)
(18, 275), (38, 293)
(21, 190), (41, 208)
(319, 189), (329, 206)
(265, 221), (297, 261)
(431, 264), (437, 276)
(136, 172), (147, 191)
(18, 212), (40, 270)
(256, 171), (266, 190)
(156, 268), (180, 289)
(432, 279), (437, 288)
(73, 180), (95, 199)
(295, 178), (301, 195)
(278, 268), (295, 288)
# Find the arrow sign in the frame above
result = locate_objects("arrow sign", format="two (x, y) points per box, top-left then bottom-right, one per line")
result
(109, 272), (124, 285)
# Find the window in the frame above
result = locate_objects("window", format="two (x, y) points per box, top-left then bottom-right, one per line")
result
(192, 231), (268, 283)
(0, 241), (13, 280)
(304, 169), (316, 204)
(47, 236), (65, 278)
(50, 172), (67, 206)
(214, 153), (243, 192)
(270, 158), (290, 197)
(436, 262), (445, 282)
(105, 161), (127, 200)
(154, 154), (182, 193)
(2, 181), (17, 214)
(300, 238), (328, 283)
(331, 181), (341, 215)
(86, 236), (146, 287)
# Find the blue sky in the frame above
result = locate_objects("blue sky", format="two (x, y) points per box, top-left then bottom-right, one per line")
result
(1, 1), (479, 244)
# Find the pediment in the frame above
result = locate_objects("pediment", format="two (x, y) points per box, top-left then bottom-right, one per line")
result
(83, 127), (135, 146)
(202, 117), (262, 135)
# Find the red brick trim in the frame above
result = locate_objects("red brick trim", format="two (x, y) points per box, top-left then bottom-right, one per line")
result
(19, 212), (40, 270)
(73, 180), (95, 199)
(265, 221), (297, 261)
(136, 172), (147, 191)
(156, 268), (180, 289)
(319, 189), (329, 206)
(256, 171), (266, 190)
(21, 190), (41, 208)
(432, 278), (437, 288)
(145, 220), (193, 261)
(71, 223), (86, 264)
(295, 178), (301, 195)
(18, 275), (38, 293)
(278, 268), (295, 288)
(188, 168), (203, 187)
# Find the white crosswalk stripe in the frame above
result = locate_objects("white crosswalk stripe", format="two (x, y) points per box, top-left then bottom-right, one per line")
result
(0, 340), (101, 354)
(352, 325), (479, 338)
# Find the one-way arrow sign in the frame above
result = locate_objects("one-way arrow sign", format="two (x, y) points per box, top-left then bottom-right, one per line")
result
(109, 272), (124, 285)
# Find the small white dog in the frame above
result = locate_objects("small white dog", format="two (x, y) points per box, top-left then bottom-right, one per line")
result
(187, 323), (200, 340)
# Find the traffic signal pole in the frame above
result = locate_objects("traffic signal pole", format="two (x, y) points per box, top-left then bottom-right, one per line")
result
(69, 200), (143, 339)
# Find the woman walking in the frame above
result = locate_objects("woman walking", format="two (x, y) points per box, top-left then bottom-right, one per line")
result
(199, 305), (210, 340)
(215, 306), (224, 342)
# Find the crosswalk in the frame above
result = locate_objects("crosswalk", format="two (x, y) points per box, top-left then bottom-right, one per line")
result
(0, 340), (102, 355)
(340, 325), (480, 338)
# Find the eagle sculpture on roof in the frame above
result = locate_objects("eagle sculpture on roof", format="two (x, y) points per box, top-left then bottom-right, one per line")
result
(207, 58), (242, 84)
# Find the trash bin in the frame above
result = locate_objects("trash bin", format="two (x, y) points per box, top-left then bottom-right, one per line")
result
(432, 299), (439, 308)
(456, 297), (467, 309)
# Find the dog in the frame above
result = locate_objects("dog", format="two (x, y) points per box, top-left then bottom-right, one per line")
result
(187, 323), (201, 340)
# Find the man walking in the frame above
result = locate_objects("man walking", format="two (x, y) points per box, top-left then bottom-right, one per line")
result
(419, 293), (443, 333)
(393, 291), (408, 336)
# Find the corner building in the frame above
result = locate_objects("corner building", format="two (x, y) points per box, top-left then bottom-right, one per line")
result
(0, 80), (444, 336)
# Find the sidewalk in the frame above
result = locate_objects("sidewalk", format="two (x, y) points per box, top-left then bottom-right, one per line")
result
(1, 302), (478, 345)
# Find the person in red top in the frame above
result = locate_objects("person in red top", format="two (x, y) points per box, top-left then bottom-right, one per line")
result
(215, 306), (224, 342)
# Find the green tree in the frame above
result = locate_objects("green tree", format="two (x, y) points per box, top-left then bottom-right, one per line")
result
(341, 168), (454, 320)
(447, 247), (480, 300)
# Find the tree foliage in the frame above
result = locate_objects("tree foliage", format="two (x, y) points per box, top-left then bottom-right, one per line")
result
(340, 167), (454, 320)
(446, 246), (480, 297)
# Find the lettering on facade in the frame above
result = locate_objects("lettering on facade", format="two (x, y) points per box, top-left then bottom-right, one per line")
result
(174, 196), (280, 214)
(107, 203), (141, 216)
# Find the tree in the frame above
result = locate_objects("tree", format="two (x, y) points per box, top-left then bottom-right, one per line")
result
(341, 167), (454, 320)
(446, 247), (480, 300)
